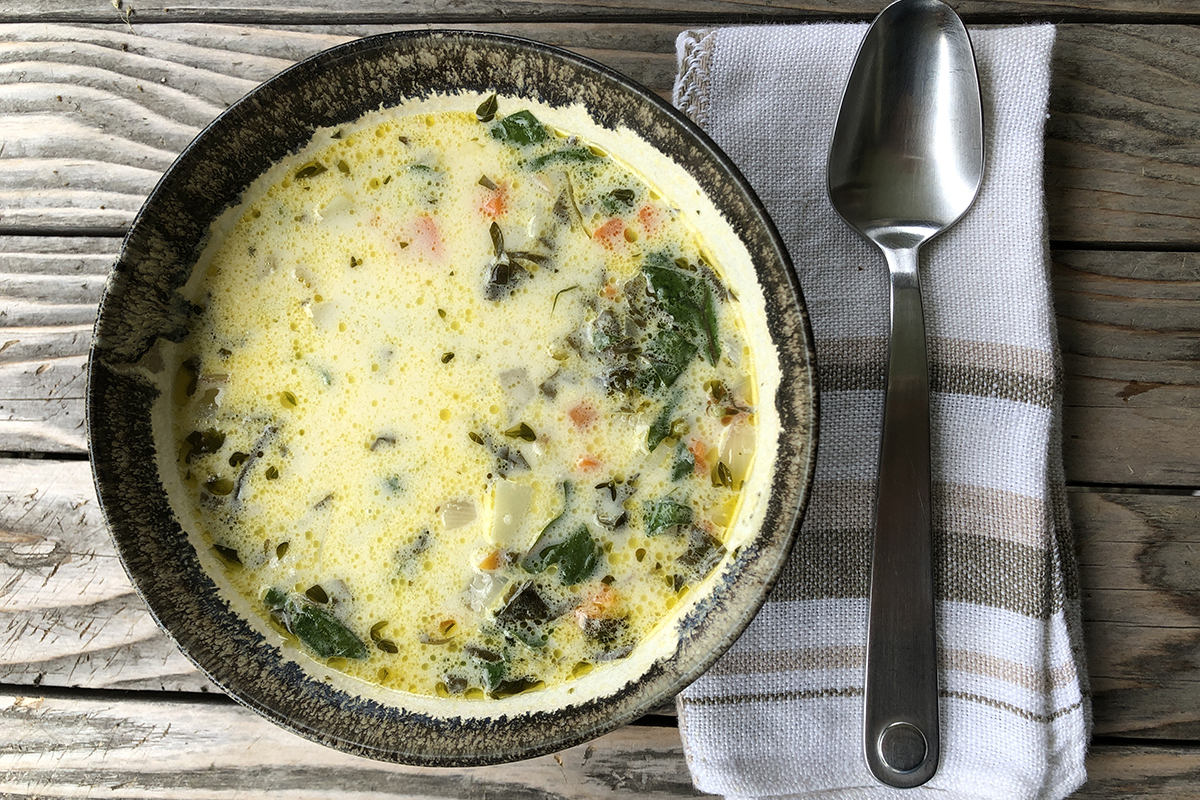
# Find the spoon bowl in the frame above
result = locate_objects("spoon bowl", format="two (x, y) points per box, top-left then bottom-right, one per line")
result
(827, 0), (983, 788)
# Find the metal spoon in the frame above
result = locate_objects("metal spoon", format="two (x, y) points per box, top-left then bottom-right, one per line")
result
(827, 0), (983, 788)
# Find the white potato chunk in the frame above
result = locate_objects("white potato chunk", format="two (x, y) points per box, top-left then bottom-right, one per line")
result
(490, 479), (533, 548)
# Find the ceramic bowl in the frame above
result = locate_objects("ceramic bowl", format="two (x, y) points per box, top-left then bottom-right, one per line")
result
(88, 30), (817, 766)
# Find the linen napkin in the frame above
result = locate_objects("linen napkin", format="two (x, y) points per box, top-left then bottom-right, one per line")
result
(672, 24), (1090, 800)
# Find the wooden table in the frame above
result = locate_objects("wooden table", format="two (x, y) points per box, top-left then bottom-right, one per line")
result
(1, 1), (1197, 796)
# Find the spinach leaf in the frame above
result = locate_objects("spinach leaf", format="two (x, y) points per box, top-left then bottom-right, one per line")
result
(465, 644), (506, 691)
(520, 483), (601, 585)
(676, 526), (727, 589)
(528, 147), (601, 171)
(640, 328), (698, 390)
(265, 590), (369, 660)
(484, 259), (529, 301)
(646, 393), (679, 452)
(671, 442), (696, 481)
(643, 253), (721, 366)
(644, 497), (693, 537)
(495, 581), (554, 647)
(527, 524), (601, 585)
(491, 110), (548, 146)
(184, 428), (225, 463)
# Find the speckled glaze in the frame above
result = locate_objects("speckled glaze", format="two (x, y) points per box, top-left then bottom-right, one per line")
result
(88, 31), (818, 766)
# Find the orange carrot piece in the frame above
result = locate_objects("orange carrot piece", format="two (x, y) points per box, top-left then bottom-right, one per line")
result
(479, 184), (508, 218)
(569, 402), (598, 428)
(638, 203), (662, 234)
(576, 453), (603, 472)
(593, 218), (625, 249)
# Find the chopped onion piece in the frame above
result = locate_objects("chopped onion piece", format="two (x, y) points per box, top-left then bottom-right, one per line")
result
(499, 367), (535, 408)
(439, 497), (478, 530)
(718, 419), (755, 487)
(463, 569), (509, 612)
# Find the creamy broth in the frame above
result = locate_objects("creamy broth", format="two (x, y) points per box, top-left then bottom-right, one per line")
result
(166, 96), (762, 700)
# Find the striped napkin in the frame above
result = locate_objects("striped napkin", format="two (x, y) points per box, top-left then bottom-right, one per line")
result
(672, 24), (1091, 800)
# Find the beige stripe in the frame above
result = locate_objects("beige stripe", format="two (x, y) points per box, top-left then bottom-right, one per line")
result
(705, 646), (1078, 694)
(815, 336), (1056, 407)
(803, 480), (1050, 552)
(938, 483), (1049, 551)
(947, 650), (1081, 693)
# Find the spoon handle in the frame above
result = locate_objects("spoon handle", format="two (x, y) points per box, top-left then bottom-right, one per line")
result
(864, 244), (939, 788)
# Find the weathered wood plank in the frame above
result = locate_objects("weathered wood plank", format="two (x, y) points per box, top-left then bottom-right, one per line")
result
(1054, 250), (1200, 487)
(3, 457), (1197, 736)
(1073, 491), (1200, 739)
(0, 691), (708, 799)
(10, 0), (1200, 24)
(1, 24), (1199, 243)
(6, 239), (1197, 483)
(0, 689), (1196, 799)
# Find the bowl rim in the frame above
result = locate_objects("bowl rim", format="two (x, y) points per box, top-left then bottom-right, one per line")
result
(87, 28), (819, 766)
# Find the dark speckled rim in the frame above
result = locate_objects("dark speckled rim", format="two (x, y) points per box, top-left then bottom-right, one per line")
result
(88, 30), (818, 766)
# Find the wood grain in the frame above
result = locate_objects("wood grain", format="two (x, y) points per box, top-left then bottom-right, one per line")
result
(1054, 250), (1200, 487)
(10, 0), (1200, 24)
(0, 691), (709, 799)
(2, 456), (1196, 737)
(1074, 491), (1200, 739)
(0, 689), (1195, 799)
(1, 24), (1200, 243)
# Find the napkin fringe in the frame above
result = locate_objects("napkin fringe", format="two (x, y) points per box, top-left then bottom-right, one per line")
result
(674, 29), (716, 127)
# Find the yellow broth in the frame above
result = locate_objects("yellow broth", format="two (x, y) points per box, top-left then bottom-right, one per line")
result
(167, 98), (760, 700)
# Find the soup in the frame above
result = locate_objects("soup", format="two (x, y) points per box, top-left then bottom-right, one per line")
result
(164, 94), (760, 700)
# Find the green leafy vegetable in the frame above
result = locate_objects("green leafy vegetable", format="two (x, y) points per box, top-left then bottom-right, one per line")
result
(495, 582), (554, 647)
(640, 328), (698, 390)
(715, 460), (735, 489)
(264, 590), (369, 660)
(503, 422), (537, 442)
(489, 221), (505, 256)
(645, 497), (693, 537)
(491, 110), (548, 146)
(294, 162), (328, 180)
(643, 253), (721, 366)
(476, 93), (499, 123)
(601, 187), (636, 215)
(677, 527), (727, 588)
(551, 285), (579, 314)
(528, 147), (602, 171)
(525, 524), (600, 585)
(184, 428), (226, 463)
(647, 394), (679, 452)
(671, 442), (696, 481)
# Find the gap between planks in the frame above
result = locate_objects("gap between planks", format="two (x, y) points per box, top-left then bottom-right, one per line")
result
(1, 24), (1200, 242)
